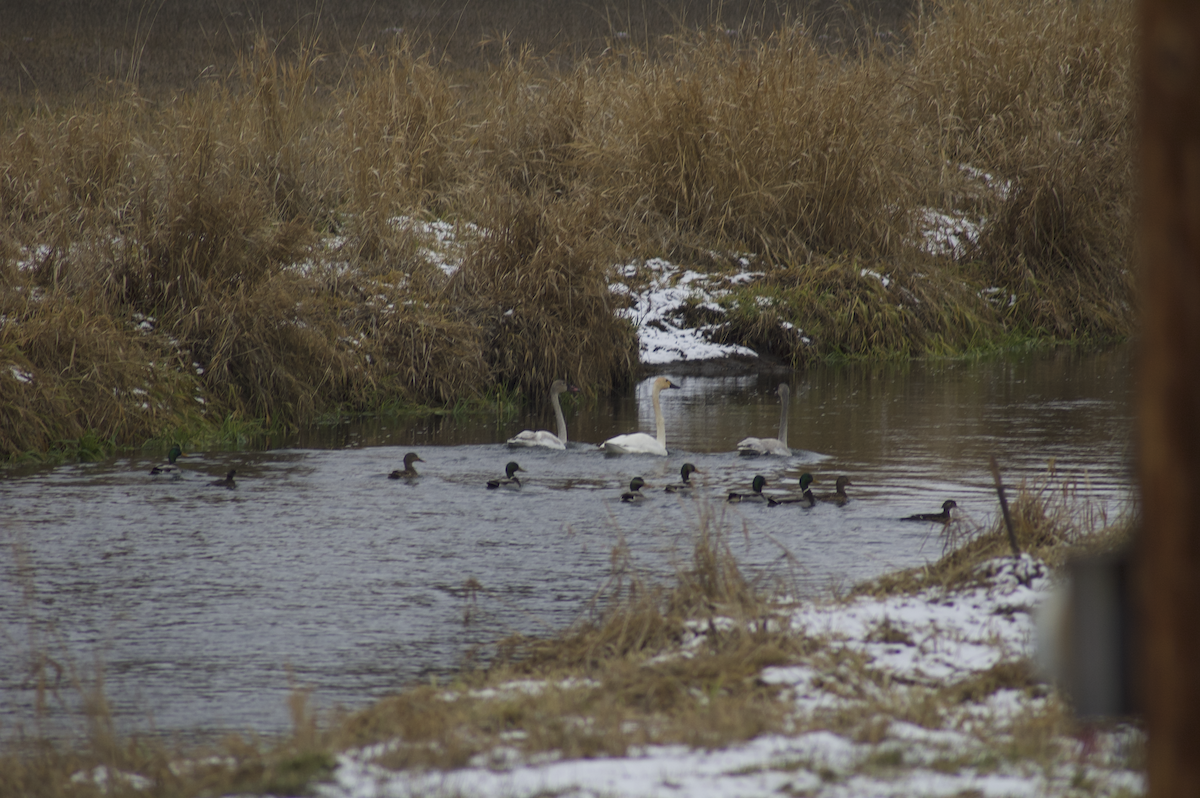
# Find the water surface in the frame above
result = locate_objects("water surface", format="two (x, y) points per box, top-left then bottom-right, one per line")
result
(0, 346), (1134, 741)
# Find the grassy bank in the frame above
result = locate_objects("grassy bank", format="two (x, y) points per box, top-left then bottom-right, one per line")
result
(0, 479), (1138, 796)
(0, 0), (1135, 459)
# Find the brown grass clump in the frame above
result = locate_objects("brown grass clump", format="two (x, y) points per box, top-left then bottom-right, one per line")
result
(451, 193), (638, 400)
(910, 0), (1136, 339)
(588, 27), (914, 258)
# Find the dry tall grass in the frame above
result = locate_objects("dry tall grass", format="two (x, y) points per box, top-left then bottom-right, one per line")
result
(0, 0), (1136, 457)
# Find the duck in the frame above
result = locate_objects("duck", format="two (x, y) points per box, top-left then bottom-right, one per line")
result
(664, 463), (698, 493)
(150, 444), (186, 475)
(388, 452), (424, 479)
(901, 500), (957, 523)
(487, 461), (526, 489)
(818, 476), (853, 506)
(600, 376), (681, 456)
(768, 473), (816, 507)
(621, 477), (648, 502)
(736, 383), (792, 456)
(727, 474), (768, 503)
(210, 469), (236, 488)
(507, 380), (581, 449)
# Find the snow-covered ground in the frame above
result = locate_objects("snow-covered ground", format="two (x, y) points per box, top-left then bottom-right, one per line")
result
(314, 555), (1145, 798)
(612, 257), (766, 365)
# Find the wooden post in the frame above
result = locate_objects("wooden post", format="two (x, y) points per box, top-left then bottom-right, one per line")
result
(1138, 1), (1200, 795)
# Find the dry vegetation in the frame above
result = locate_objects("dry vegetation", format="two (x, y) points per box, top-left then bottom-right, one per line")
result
(0, 0), (1136, 459)
(0, 480), (1135, 795)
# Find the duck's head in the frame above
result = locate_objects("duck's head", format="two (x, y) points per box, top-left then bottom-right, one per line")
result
(168, 444), (186, 462)
(752, 474), (767, 493)
(798, 472), (814, 490)
(943, 500), (958, 512)
(225, 470), (237, 480)
(836, 476), (852, 490)
(404, 452), (424, 466)
(680, 463), (697, 481)
(629, 476), (646, 492)
(505, 461), (526, 478)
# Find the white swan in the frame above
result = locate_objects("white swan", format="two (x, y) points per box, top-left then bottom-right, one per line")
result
(507, 380), (579, 449)
(737, 383), (792, 456)
(600, 376), (681, 456)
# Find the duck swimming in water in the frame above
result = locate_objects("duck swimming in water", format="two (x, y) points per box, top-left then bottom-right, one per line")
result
(150, 444), (186, 475)
(901, 500), (957, 523)
(818, 476), (853, 506)
(487, 461), (526, 489)
(768, 473), (815, 507)
(736, 383), (792, 456)
(600, 376), (682, 456)
(507, 380), (580, 450)
(664, 463), (698, 494)
(388, 452), (424, 479)
(727, 475), (768, 503)
(621, 476), (648, 502)
(210, 469), (236, 488)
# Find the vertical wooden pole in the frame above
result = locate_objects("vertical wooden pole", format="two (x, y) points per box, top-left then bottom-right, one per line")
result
(1138, 1), (1200, 795)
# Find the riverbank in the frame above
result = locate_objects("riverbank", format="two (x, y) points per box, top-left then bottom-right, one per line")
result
(6, 481), (1142, 797)
(0, 0), (1134, 461)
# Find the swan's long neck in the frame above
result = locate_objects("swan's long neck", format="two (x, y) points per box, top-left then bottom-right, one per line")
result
(777, 385), (790, 447)
(652, 384), (667, 447)
(551, 390), (568, 443)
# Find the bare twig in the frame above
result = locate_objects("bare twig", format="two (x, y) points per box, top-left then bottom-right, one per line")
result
(989, 455), (1021, 558)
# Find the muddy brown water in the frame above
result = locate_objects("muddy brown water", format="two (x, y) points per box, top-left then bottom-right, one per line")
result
(0, 346), (1133, 741)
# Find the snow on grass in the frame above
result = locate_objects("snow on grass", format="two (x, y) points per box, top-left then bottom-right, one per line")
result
(314, 555), (1145, 798)
(918, 208), (982, 259)
(390, 215), (481, 277)
(613, 258), (761, 365)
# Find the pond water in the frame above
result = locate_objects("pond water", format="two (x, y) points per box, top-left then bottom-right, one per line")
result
(0, 346), (1134, 742)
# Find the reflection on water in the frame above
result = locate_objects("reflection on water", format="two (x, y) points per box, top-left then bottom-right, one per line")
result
(0, 346), (1134, 741)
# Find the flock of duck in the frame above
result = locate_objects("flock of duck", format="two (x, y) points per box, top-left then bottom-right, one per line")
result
(148, 376), (957, 522)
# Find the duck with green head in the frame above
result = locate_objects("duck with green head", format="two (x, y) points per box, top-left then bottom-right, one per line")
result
(150, 444), (186, 475)
(487, 461), (526, 489)
(664, 463), (698, 494)
(727, 474), (768, 503)
(768, 473), (815, 507)
(621, 476), (648, 502)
